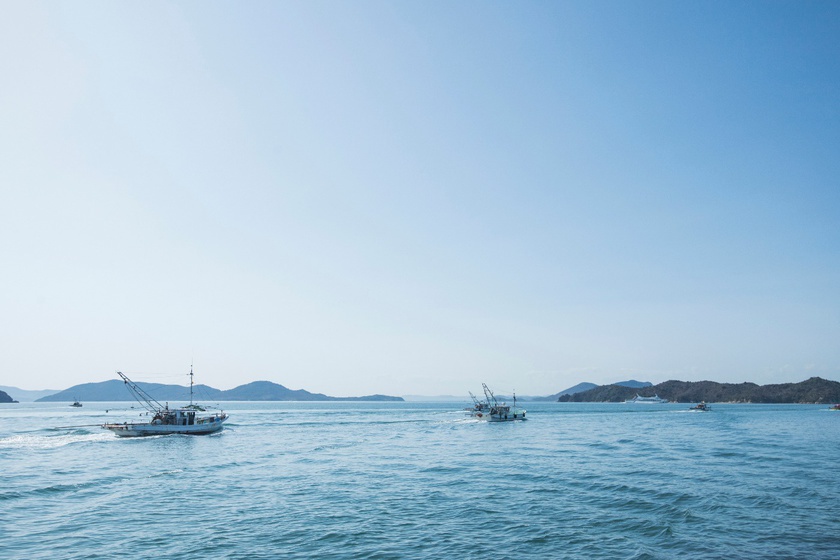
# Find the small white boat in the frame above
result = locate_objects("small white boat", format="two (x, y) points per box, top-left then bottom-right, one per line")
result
(486, 402), (527, 421)
(479, 383), (526, 422)
(102, 369), (227, 437)
(625, 393), (669, 404)
(690, 401), (711, 411)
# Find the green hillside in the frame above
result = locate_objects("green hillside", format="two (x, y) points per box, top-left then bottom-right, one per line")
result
(557, 377), (840, 404)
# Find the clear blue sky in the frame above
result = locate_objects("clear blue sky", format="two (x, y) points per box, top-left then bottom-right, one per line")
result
(1, 1), (838, 395)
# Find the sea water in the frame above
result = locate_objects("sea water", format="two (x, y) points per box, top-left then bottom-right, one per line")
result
(2, 401), (839, 559)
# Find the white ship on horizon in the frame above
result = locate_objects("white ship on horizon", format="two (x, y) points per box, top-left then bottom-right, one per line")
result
(625, 393), (669, 404)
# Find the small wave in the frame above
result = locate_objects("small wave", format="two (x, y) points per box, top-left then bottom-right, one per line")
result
(0, 474), (127, 502)
(144, 469), (186, 480)
(311, 440), (366, 452)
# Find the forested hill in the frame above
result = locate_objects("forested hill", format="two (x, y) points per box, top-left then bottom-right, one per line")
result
(557, 377), (840, 404)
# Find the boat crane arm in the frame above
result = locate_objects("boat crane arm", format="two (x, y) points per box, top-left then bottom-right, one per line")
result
(116, 371), (165, 413)
(482, 383), (498, 406)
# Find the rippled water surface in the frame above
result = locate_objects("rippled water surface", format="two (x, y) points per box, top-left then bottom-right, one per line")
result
(2, 401), (839, 559)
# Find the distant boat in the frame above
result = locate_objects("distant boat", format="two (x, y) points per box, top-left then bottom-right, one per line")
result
(690, 401), (711, 411)
(475, 383), (526, 422)
(70, 399), (82, 407)
(829, 404), (840, 411)
(102, 368), (227, 437)
(625, 394), (669, 404)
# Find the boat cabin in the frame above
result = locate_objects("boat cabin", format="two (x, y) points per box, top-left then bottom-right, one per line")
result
(152, 408), (198, 426)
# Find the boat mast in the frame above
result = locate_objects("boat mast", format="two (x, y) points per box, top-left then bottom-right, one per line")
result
(189, 363), (194, 406)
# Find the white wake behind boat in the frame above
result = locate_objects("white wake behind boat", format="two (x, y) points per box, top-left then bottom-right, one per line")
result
(102, 369), (227, 437)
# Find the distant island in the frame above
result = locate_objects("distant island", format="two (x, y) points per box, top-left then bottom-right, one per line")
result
(530, 380), (652, 401)
(557, 377), (840, 404)
(35, 379), (403, 403)
(0, 385), (58, 402)
(10, 376), (840, 405)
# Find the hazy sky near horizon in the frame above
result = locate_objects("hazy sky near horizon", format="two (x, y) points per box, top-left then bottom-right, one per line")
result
(1, 1), (838, 396)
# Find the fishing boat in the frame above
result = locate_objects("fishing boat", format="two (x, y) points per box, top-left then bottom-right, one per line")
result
(625, 394), (669, 404)
(70, 399), (83, 407)
(102, 368), (227, 437)
(481, 383), (526, 422)
(690, 401), (711, 411)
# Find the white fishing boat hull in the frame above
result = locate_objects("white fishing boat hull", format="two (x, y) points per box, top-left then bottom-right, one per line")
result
(486, 411), (527, 422)
(103, 415), (227, 437)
